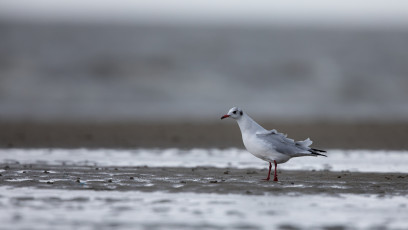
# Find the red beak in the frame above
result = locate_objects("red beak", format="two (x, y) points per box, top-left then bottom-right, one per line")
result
(221, 114), (230, 120)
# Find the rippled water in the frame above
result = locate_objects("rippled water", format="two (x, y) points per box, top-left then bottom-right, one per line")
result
(0, 186), (407, 230)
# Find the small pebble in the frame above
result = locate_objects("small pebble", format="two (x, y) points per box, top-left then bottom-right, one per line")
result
(337, 176), (342, 178)
(22, 171), (26, 173)
(0, 174), (2, 176)
(224, 171), (229, 174)
(180, 180), (186, 184)
(4, 165), (10, 170)
(95, 168), (99, 170)
(246, 190), (252, 194)
(129, 177), (134, 180)
(209, 180), (218, 183)
(291, 182), (295, 185)
(76, 179), (80, 183)
(108, 179), (113, 183)
(114, 168), (118, 171)
(44, 170), (49, 174)
(46, 181), (53, 184)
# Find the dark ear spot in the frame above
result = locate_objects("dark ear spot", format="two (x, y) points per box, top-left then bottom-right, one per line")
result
(240, 111), (243, 115)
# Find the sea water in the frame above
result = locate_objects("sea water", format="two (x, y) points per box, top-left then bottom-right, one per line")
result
(1, 148), (407, 173)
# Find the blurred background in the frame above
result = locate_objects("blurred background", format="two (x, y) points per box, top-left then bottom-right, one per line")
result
(1, 0), (408, 149)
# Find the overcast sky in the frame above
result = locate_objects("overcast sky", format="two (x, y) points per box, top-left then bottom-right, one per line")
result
(1, 0), (408, 27)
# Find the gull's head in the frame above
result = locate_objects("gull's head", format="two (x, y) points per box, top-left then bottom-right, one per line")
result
(221, 107), (243, 120)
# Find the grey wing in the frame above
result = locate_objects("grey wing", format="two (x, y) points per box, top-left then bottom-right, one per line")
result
(256, 130), (312, 156)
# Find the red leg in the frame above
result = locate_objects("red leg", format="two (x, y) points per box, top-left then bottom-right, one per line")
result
(262, 162), (272, 181)
(273, 160), (278, 181)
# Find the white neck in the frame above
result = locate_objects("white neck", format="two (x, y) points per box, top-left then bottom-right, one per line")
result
(236, 112), (265, 134)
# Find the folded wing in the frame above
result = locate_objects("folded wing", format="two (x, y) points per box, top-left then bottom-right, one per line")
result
(256, 129), (326, 157)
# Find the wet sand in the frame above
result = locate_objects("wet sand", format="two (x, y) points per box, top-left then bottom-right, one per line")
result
(1, 130), (407, 229)
(1, 163), (407, 196)
(1, 122), (408, 197)
(1, 122), (408, 149)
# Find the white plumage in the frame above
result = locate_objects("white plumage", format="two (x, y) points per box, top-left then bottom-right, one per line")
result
(221, 107), (326, 181)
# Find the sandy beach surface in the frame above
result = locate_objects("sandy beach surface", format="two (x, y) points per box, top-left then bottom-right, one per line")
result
(1, 122), (408, 149)
(1, 122), (408, 229)
(1, 160), (408, 230)
(1, 163), (408, 196)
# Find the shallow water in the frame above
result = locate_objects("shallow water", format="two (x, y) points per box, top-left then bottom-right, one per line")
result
(1, 148), (408, 173)
(0, 186), (407, 230)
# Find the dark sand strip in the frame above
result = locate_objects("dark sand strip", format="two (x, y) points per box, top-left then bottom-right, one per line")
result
(1, 122), (408, 149)
(1, 164), (407, 196)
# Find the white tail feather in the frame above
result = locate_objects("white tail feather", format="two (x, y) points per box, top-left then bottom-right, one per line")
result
(296, 138), (313, 147)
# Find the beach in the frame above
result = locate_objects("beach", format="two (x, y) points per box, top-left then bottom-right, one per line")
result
(1, 150), (408, 230)
(1, 123), (408, 229)
(1, 163), (408, 196)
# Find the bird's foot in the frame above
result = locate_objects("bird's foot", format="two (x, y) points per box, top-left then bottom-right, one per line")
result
(262, 178), (270, 182)
(273, 177), (278, 182)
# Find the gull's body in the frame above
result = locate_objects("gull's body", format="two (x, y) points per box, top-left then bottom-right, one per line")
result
(221, 107), (326, 181)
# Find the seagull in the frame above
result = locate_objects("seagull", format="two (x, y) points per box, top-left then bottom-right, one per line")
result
(221, 107), (326, 181)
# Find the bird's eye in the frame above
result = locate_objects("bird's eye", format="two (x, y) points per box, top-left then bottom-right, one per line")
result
(232, 111), (237, 114)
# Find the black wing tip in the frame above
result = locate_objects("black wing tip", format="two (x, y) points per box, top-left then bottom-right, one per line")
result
(311, 148), (327, 153)
(311, 152), (327, 157)
(309, 148), (327, 157)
